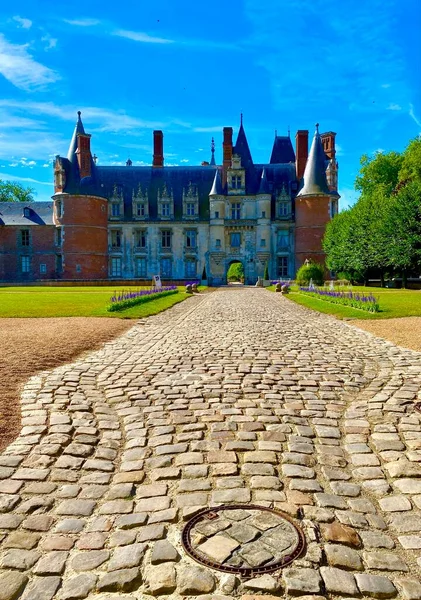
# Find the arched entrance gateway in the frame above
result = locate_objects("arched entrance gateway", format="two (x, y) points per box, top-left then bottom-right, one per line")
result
(226, 260), (244, 285)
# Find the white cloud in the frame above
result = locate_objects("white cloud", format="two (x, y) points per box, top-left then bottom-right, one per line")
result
(193, 125), (225, 133)
(63, 18), (101, 27)
(0, 171), (51, 186)
(0, 34), (59, 90)
(387, 103), (402, 111)
(409, 103), (421, 129)
(112, 29), (173, 44)
(13, 16), (32, 29)
(41, 35), (58, 51)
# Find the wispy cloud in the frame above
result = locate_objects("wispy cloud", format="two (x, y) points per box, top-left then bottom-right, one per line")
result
(387, 103), (402, 111)
(0, 34), (59, 90)
(409, 103), (421, 129)
(193, 125), (226, 133)
(112, 29), (173, 44)
(0, 171), (51, 186)
(41, 35), (58, 51)
(63, 18), (100, 27)
(12, 16), (32, 29)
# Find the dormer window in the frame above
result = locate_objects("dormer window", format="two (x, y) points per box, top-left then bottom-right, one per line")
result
(158, 183), (174, 220)
(132, 185), (149, 220)
(231, 175), (242, 189)
(183, 182), (198, 220)
(23, 207), (31, 218)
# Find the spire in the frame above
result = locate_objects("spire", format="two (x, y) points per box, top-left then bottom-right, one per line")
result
(209, 168), (223, 196)
(233, 117), (253, 168)
(67, 111), (86, 162)
(297, 123), (331, 197)
(258, 168), (270, 194)
(210, 137), (216, 166)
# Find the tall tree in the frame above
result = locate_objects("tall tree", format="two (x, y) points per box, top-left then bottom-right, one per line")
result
(0, 180), (35, 203)
(355, 151), (403, 197)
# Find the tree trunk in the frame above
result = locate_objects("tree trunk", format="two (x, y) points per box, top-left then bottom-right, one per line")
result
(380, 271), (385, 288)
(402, 270), (407, 289)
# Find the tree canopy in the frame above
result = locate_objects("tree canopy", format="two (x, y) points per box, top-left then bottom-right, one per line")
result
(0, 180), (35, 203)
(323, 137), (421, 286)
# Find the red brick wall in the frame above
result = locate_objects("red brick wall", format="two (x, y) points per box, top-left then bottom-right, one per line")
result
(55, 194), (108, 279)
(295, 195), (330, 270)
(0, 225), (56, 281)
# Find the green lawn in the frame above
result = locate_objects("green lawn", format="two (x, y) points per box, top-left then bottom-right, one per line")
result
(268, 286), (421, 320)
(0, 286), (198, 318)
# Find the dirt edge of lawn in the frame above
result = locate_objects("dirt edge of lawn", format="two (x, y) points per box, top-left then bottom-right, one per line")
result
(0, 317), (133, 453)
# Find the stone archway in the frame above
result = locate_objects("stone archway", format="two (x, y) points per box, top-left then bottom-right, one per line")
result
(226, 260), (244, 285)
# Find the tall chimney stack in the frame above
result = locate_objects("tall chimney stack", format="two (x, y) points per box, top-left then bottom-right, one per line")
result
(222, 127), (233, 186)
(295, 130), (308, 182)
(76, 133), (92, 179)
(153, 130), (164, 167)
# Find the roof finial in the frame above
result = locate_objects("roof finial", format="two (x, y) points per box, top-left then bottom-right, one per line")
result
(315, 122), (319, 132)
(240, 112), (243, 126)
(288, 125), (290, 137)
(210, 137), (216, 165)
(77, 110), (81, 119)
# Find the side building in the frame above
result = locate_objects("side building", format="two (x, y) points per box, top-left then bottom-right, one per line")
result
(0, 113), (339, 284)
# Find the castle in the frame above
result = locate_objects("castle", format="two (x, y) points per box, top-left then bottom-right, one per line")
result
(0, 113), (339, 284)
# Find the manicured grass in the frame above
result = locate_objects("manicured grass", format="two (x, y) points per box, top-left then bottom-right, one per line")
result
(268, 285), (421, 320)
(0, 286), (199, 318)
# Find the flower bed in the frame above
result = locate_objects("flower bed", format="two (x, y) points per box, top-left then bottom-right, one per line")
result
(299, 287), (379, 313)
(107, 287), (178, 312)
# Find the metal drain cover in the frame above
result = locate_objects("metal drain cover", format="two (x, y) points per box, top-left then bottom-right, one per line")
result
(182, 504), (305, 576)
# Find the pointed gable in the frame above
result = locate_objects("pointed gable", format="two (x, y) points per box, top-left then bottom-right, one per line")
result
(270, 136), (295, 164)
(209, 168), (223, 195)
(233, 123), (253, 168)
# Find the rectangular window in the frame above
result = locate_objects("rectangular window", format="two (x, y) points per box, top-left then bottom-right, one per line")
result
(111, 230), (122, 248)
(40, 263), (47, 274)
(161, 203), (170, 217)
(215, 211), (219, 219)
(215, 238), (221, 248)
(56, 254), (63, 273)
(21, 230), (30, 246)
(161, 258), (172, 277)
(111, 257), (122, 277)
(186, 202), (196, 216)
(135, 202), (146, 217)
(111, 203), (120, 217)
(230, 232), (241, 247)
(186, 230), (197, 248)
(56, 228), (62, 246)
(76, 264), (82, 273)
(21, 256), (30, 273)
(56, 201), (62, 218)
(231, 203), (241, 220)
(231, 175), (242, 189)
(277, 256), (288, 278)
(185, 259), (196, 277)
(260, 239), (266, 247)
(279, 201), (291, 217)
(262, 211), (266, 218)
(161, 230), (171, 248)
(277, 230), (289, 249)
(134, 229), (147, 249)
(135, 257), (147, 277)
(330, 200), (338, 218)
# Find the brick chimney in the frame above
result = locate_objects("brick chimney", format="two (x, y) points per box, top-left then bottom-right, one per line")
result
(320, 131), (336, 160)
(295, 130), (308, 181)
(153, 130), (164, 167)
(222, 127), (233, 186)
(76, 133), (92, 179)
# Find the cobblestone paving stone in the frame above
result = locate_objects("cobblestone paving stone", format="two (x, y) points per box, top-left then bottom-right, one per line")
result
(0, 288), (421, 600)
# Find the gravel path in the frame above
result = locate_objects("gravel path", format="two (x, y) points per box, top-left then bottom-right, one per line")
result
(0, 289), (420, 599)
(351, 316), (421, 352)
(0, 318), (132, 452)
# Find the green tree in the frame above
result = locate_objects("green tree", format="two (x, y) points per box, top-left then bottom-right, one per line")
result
(227, 262), (244, 282)
(264, 262), (269, 280)
(0, 180), (35, 203)
(355, 151), (403, 197)
(399, 137), (421, 184)
(296, 262), (324, 286)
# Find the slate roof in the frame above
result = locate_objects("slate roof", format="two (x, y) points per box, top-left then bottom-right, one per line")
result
(0, 202), (54, 226)
(270, 136), (296, 164)
(297, 126), (337, 197)
(233, 123), (253, 169)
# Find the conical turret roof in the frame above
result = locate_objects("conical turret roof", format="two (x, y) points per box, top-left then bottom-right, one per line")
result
(233, 117), (253, 168)
(297, 124), (331, 197)
(67, 111), (85, 163)
(258, 168), (270, 194)
(209, 168), (223, 196)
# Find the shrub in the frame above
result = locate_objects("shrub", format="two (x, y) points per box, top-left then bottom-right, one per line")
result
(227, 262), (244, 282)
(264, 263), (269, 280)
(107, 287), (178, 312)
(299, 287), (379, 312)
(296, 262), (324, 286)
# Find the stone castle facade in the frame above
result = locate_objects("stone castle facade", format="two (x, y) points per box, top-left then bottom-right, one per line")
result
(0, 114), (339, 284)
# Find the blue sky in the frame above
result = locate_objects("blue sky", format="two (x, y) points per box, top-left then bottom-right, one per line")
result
(0, 0), (420, 209)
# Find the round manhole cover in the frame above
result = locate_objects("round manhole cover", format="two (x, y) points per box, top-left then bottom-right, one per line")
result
(182, 504), (306, 576)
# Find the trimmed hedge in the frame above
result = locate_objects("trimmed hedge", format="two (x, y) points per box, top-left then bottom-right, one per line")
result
(107, 289), (179, 312)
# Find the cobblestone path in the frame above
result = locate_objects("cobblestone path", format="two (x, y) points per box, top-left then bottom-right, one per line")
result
(1, 288), (421, 600)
